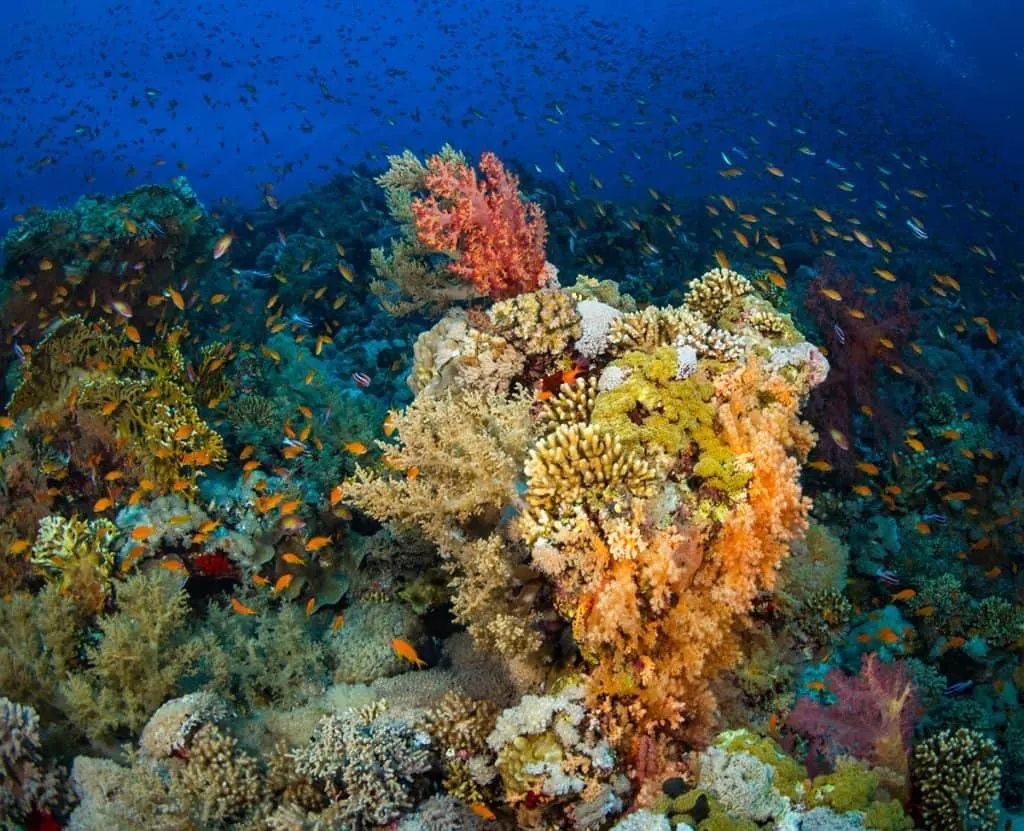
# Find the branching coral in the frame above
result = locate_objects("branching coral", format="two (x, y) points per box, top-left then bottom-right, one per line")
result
(291, 707), (434, 825)
(911, 728), (1001, 830)
(0, 697), (67, 824)
(488, 288), (581, 357)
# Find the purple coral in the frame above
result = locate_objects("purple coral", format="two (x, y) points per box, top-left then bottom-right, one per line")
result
(787, 653), (922, 779)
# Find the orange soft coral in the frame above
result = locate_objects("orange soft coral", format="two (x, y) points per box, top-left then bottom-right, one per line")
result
(529, 356), (814, 748)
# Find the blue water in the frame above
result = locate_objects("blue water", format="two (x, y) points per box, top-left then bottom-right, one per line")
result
(2, 0), (1022, 243)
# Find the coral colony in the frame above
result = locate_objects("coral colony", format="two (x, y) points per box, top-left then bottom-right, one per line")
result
(0, 145), (1020, 831)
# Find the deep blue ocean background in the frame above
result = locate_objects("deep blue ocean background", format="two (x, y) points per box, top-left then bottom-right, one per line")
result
(2, 0), (1022, 252)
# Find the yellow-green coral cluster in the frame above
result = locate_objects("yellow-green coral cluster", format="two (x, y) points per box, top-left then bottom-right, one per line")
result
(30, 515), (118, 611)
(489, 288), (581, 356)
(590, 347), (749, 495)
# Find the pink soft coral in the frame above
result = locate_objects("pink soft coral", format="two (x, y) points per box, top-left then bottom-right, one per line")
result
(410, 151), (549, 300)
(787, 652), (922, 790)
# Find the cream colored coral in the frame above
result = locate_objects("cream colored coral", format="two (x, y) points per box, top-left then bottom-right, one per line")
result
(607, 306), (705, 355)
(683, 267), (752, 322)
(523, 423), (656, 517)
(538, 375), (598, 433)
(488, 288), (582, 357)
(748, 309), (788, 338)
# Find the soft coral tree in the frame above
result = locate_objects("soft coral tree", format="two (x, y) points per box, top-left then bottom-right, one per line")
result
(410, 150), (550, 300)
(786, 653), (922, 798)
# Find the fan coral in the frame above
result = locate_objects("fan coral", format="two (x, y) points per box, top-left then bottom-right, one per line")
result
(786, 653), (922, 794)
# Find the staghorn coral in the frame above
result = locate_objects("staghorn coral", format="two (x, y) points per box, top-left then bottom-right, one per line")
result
(488, 288), (582, 357)
(173, 724), (264, 823)
(911, 728), (1001, 830)
(606, 305), (705, 356)
(421, 690), (501, 757)
(0, 697), (67, 824)
(291, 708), (434, 825)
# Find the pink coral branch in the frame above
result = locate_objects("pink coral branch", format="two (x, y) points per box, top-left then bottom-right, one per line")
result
(410, 151), (549, 300)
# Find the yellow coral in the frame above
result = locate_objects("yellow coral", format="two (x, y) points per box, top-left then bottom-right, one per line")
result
(537, 375), (598, 433)
(31, 515), (118, 612)
(522, 423), (656, 533)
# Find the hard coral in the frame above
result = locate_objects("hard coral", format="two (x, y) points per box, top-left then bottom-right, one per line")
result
(911, 728), (1001, 830)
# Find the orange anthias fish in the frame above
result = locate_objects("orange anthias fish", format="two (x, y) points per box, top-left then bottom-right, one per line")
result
(212, 232), (236, 260)
(391, 638), (427, 669)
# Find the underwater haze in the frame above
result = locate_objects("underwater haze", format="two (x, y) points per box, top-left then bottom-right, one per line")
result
(2, 0), (1024, 829)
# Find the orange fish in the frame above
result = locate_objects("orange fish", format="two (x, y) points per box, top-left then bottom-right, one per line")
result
(272, 573), (294, 594)
(305, 536), (332, 552)
(345, 442), (368, 455)
(954, 376), (969, 393)
(212, 232), (235, 260)
(231, 597), (257, 616)
(469, 803), (497, 821)
(806, 680), (827, 691)
(876, 627), (900, 644)
(891, 589), (917, 601)
(391, 638), (427, 668)
(94, 497), (113, 512)
(851, 485), (872, 497)
(819, 288), (842, 302)
(807, 460), (833, 472)
(855, 462), (880, 476)
(829, 428), (849, 450)
(905, 438), (926, 453)
(913, 522), (931, 535)
(160, 560), (188, 574)
(131, 526), (156, 541)
(873, 268), (897, 282)
(173, 424), (195, 441)
(9, 539), (30, 555)
(282, 552), (306, 566)
(305, 596), (316, 618)
(330, 613), (345, 633)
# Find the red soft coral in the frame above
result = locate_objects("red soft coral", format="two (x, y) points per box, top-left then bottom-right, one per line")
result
(410, 151), (549, 300)
(787, 653), (922, 792)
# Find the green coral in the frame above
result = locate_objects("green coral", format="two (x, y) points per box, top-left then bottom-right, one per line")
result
(715, 729), (806, 801)
(590, 348), (749, 495)
(809, 759), (912, 830)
